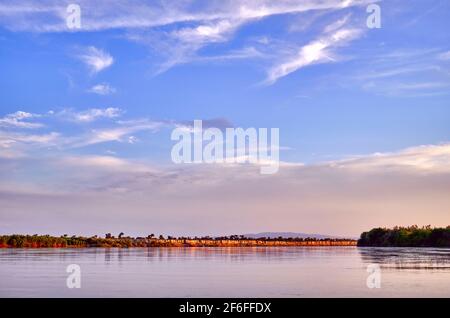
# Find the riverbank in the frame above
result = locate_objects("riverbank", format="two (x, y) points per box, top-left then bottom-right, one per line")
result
(357, 226), (450, 247)
(0, 235), (356, 248)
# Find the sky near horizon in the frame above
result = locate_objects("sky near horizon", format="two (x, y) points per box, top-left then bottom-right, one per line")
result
(0, 0), (449, 237)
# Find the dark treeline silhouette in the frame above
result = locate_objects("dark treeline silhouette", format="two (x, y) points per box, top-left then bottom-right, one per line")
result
(357, 225), (450, 247)
(0, 233), (356, 248)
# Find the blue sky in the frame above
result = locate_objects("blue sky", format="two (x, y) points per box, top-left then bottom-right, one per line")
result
(0, 0), (449, 236)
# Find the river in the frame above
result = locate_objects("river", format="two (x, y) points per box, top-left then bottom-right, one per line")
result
(0, 247), (449, 297)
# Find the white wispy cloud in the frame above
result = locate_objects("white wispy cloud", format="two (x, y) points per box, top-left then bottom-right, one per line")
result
(0, 0), (375, 75)
(149, 18), (247, 73)
(0, 110), (169, 156)
(361, 80), (450, 98)
(0, 111), (43, 129)
(438, 50), (450, 61)
(61, 155), (152, 173)
(75, 46), (114, 74)
(173, 19), (238, 44)
(4, 131), (60, 144)
(334, 47), (450, 97)
(394, 82), (450, 91)
(0, 0), (374, 32)
(323, 13), (352, 33)
(0, 111), (58, 154)
(0, 112), (238, 158)
(59, 107), (123, 123)
(329, 143), (450, 173)
(355, 65), (442, 80)
(88, 83), (116, 95)
(69, 119), (165, 148)
(0, 130), (60, 158)
(265, 26), (362, 85)
(193, 46), (267, 62)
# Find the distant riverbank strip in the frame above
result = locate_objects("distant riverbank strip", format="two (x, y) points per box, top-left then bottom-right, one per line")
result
(0, 234), (356, 248)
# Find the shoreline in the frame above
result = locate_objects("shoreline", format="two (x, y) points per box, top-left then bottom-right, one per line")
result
(0, 236), (357, 248)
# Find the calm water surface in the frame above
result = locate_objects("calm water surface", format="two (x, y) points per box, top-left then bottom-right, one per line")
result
(0, 247), (449, 297)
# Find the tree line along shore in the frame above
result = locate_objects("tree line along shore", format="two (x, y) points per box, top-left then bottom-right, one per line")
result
(357, 226), (450, 247)
(0, 234), (356, 248)
(1, 226), (448, 248)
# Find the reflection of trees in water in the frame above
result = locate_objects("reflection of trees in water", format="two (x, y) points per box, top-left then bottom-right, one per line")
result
(138, 246), (356, 263)
(358, 247), (450, 269)
(0, 248), (119, 265)
(108, 247), (294, 263)
(13, 247), (448, 270)
(104, 248), (111, 263)
(152, 247), (291, 262)
(90, 246), (354, 263)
